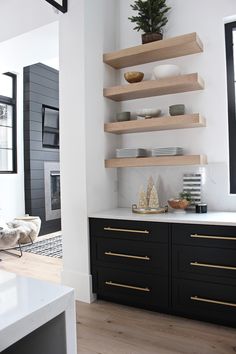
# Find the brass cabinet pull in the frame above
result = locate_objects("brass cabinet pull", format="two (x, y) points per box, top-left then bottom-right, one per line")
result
(105, 281), (150, 292)
(191, 296), (236, 308)
(190, 234), (236, 241)
(190, 261), (236, 271)
(104, 227), (149, 235)
(105, 251), (150, 261)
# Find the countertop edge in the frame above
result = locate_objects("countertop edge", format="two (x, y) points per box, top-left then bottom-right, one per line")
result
(88, 208), (236, 227)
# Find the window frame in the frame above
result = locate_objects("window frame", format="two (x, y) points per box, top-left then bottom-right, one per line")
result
(0, 72), (17, 174)
(42, 104), (60, 149)
(225, 21), (236, 194)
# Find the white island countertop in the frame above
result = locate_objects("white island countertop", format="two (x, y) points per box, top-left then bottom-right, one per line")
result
(0, 270), (77, 353)
(89, 208), (236, 227)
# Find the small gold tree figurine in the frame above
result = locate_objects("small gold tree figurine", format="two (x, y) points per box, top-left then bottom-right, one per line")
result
(138, 185), (148, 209)
(146, 176), (154, 205)
(148, 185), (159, 209)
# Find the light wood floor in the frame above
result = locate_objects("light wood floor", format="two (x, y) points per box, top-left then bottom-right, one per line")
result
(0, 249), (62, 283)
(76, 301), (236, 354)
(1, 251), (236, 354)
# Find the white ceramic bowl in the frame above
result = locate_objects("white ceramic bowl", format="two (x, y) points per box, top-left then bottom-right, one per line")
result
(153, 65), (181, 79)
(135, 108), (161, 117)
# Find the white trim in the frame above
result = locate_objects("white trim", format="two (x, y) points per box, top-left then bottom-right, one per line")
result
(61, 268), (96, 303)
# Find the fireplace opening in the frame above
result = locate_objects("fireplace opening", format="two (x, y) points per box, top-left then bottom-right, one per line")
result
(44, 162), (61, 221)
(51, 171), (61, 211)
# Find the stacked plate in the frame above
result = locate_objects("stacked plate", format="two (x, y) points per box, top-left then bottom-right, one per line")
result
(116, 148), (147, 158)
(150, 147), (184, 157)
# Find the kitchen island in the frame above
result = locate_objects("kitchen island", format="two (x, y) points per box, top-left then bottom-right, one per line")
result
(0, 270), (77, 354)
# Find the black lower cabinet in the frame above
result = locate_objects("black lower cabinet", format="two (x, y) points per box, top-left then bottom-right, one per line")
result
(96, 267), (169, 311)
(172, 278), (236, 327)
(90, 218), (236, 327)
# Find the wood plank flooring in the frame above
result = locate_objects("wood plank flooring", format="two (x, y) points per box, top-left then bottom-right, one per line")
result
(0, 250), (62, 283)
(1, 250), (236, 353)
(76, 301), (236, 354)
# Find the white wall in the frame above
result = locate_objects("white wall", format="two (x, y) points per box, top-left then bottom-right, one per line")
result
(60, 0), (119, 302)
(117, 0), (236, 211)
(0, 0), (58, 42)
(0, 22), (59, 219)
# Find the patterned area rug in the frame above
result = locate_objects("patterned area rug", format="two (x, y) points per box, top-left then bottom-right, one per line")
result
(21, 235), (62, 258)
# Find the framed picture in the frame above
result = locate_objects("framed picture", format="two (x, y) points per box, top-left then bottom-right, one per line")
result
(45, 0), (68, 13)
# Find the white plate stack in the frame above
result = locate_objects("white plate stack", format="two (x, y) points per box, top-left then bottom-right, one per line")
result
(116, 148), (147, 158)
(150, 147), (184, 157)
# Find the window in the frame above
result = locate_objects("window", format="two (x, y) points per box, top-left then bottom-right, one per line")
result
(42, 105), (59, 149)
(0, 73), (17, 173)
(225, 22), (236, 193)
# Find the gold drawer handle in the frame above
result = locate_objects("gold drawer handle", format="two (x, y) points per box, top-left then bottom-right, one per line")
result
(190, 261), (236, 271)
(105, 281), (150, 292)
(105, 251), (150, 261)
(191, 234), (236, 241)
(104, 227), (149, 235)
(191, 296), (236, 308)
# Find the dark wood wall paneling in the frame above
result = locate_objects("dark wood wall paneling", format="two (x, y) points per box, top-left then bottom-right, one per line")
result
(24, 63), (61, 235)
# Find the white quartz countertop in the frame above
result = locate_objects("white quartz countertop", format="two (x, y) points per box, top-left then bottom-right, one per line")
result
(0, 270), (75, 352)
(89, 208), (236, 226)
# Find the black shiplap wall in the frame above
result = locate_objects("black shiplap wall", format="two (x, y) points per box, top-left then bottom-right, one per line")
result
(24, 63), (61, 235)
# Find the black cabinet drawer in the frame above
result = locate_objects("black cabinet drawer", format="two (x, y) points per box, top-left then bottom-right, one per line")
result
(96, 266), (168, 310)
(173, 278), (236, 326)
(89, 218), (168, 243)
(173, 245), (236, 284)
(91, 237), (168, 275)
(172, 224), (236, 248)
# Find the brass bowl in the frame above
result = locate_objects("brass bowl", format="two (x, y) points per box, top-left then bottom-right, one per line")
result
(124, 71), (144, 84)
(168, 199), (190, 210)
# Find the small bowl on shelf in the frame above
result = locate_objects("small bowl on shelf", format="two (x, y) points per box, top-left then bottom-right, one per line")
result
(153, 65), (181, 80)
(124, 71), (144, 84)
(168, 198), (190, 213)
(135, 108), (161, 119)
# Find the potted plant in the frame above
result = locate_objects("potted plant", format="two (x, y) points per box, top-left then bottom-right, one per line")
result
(128, 0), (171, 44)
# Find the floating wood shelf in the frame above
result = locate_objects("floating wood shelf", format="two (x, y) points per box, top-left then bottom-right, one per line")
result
(103, 32), (203, 69)
(105, 155), (207, 168)
(104, 114), (206, 134)
(104, 73), (204, 102)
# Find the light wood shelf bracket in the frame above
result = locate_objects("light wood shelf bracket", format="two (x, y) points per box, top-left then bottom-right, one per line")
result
(104, 114), (206, 134)
(104, 73), (204, 102)
(103, 32), (203, 69)
(105, 155), (208, 168)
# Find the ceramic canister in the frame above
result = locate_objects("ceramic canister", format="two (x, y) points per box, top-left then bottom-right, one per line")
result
(195, 203), (208, 213)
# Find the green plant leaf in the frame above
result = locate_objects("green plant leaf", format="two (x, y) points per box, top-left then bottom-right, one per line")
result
(129, 0), (171, 34)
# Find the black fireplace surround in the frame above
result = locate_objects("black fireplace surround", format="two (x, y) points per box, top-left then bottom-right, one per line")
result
(24, 63), (61, 235)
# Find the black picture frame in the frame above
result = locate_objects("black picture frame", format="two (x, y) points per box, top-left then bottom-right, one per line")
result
(45, 0), (68, 13)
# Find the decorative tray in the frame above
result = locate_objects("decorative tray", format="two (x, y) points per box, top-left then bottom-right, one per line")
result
(132, 204), (168, 214)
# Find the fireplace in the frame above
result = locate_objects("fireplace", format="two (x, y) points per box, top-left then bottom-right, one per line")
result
(44, 162), (61, 221)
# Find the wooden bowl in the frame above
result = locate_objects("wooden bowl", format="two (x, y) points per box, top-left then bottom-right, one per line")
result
(124, 71), (144, 84)
(168, 199), (190, 210)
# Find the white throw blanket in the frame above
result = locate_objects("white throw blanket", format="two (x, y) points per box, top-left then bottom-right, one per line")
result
(0, 219), (39, 249)
(7, 220), (39, 244)
(0, 226), (21, 249)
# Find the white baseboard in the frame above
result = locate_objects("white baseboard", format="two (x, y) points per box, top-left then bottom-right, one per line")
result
(61, 268), (96, 303)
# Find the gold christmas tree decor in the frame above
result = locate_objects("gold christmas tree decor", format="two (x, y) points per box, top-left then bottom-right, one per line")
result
(149, 185), (159, 209)
(138, 185), (148, 209)
(132, 177), (167, 214)
(146, 176), (155, 205)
